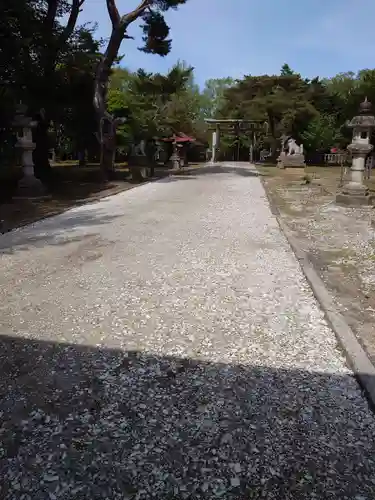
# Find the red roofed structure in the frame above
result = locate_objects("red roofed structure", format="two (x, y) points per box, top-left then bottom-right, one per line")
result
(161, 132), (196, 143)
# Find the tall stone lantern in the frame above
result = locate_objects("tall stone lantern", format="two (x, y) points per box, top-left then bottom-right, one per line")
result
(12, 102), (45, 197)
(336, 98), (375, 206)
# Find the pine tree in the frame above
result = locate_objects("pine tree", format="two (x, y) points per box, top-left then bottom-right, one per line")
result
(280, 64), (294, 76)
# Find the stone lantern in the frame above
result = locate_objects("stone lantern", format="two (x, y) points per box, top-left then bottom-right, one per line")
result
(169, 136), (181, 169)
(336, 98), (375, 206)
(12, 102), (45, 197)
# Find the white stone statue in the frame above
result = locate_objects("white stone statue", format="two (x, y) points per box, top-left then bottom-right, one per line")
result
(287, 137), (303, 156)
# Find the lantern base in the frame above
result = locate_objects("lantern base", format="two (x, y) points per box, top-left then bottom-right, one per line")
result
(14, 173), (46, 199)
(336, 191), (374, 207)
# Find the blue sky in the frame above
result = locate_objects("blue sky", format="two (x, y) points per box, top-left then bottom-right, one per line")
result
(80, 0), (375, 87)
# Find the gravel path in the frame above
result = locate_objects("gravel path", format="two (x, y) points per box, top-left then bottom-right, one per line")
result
(0, 163), (374, 499)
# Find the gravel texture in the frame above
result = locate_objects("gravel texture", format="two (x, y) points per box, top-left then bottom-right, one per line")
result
(265, 173), (375, 365)
(0, 163), (375, 499)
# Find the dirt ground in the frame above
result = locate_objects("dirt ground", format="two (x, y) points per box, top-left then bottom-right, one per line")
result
(0, 163), (201, 231)
(259, 164), (375, 365)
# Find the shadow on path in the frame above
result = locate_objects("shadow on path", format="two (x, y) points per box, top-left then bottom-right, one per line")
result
(0, 164), (257, 254)
(0, 334), (374, 499)
(0, 210), (123, 255)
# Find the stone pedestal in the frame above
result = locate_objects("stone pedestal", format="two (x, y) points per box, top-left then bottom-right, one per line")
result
(277, 152), (306, 169)
(15, 165), (45, 199)
(129, 154), (153, 181)
(336, 152), (373, 205)
(336, 188), (373, 206)
(169, 143), (181, 169)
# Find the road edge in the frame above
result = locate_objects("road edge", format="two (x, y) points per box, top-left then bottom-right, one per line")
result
(260, 172), (375, 409)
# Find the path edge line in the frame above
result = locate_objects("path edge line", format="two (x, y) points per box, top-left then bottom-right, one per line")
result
(260, 172), (375, 409)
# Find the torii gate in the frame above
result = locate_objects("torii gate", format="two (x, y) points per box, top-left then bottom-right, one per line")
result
(204, 119), (267, 163)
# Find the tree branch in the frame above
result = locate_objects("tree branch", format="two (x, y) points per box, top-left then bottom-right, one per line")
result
(60, 0), (85, 45)
(106, 0), (121, 28)
(120, 0), (152, 27)
(44, 0), (58, 34)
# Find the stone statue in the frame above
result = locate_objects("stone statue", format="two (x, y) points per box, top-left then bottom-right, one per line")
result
(277, 135), (306, 168)
(286, 137), (303, 156)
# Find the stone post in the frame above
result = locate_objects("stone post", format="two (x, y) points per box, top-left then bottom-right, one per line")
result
(12, 103), (45, 197)
(211, 124), (220, 163)
(211, 131), (217, 163)
(249, 131), (256, 163)
(336, 98), (375, 206)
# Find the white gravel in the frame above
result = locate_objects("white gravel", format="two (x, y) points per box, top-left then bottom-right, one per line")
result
(0, 162), (374, 499)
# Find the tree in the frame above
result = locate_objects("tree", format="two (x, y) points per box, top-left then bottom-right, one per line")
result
(26, 0), (88, 182)
(201, 77), (235, 119)
(0, 0), (102, 183)
(220, 74), (316, 157)
(301, 113), (342, 152)
(144, 62), (203, 137)
(54, 27), (102, 164)
(93, 0), (188, 176)
(107, 63), (194, 148)
(280, 64), (294, 76)
(1, 0), (39, 166)
(107, 68), (135, 155)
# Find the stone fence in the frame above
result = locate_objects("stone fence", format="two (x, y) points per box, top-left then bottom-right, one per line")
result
(322, 152), (374, 180)
(324, 153), (350, 165)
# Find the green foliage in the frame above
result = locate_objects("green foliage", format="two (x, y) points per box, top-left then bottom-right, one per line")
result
(218, 74), (318, 155)
(106, 61), (207, 145)
(133, 1), (188, 57)
(301, 114), (342, 152)
(201, 77), (235, 119)
(140, 11), (171, 56)
(280, 64), (294, 76)
(216, 68), (375, 157)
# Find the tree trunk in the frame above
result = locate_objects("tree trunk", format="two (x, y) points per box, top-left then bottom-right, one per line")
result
(267, 112), (279, 161)
(99, 129), (117, 179)
(269, 134), (279, 160)
(33, 117), (54, 185)
(78, 149), (87, 166)
(93, 28), (124, 176)
(93, 0), (151, 174)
